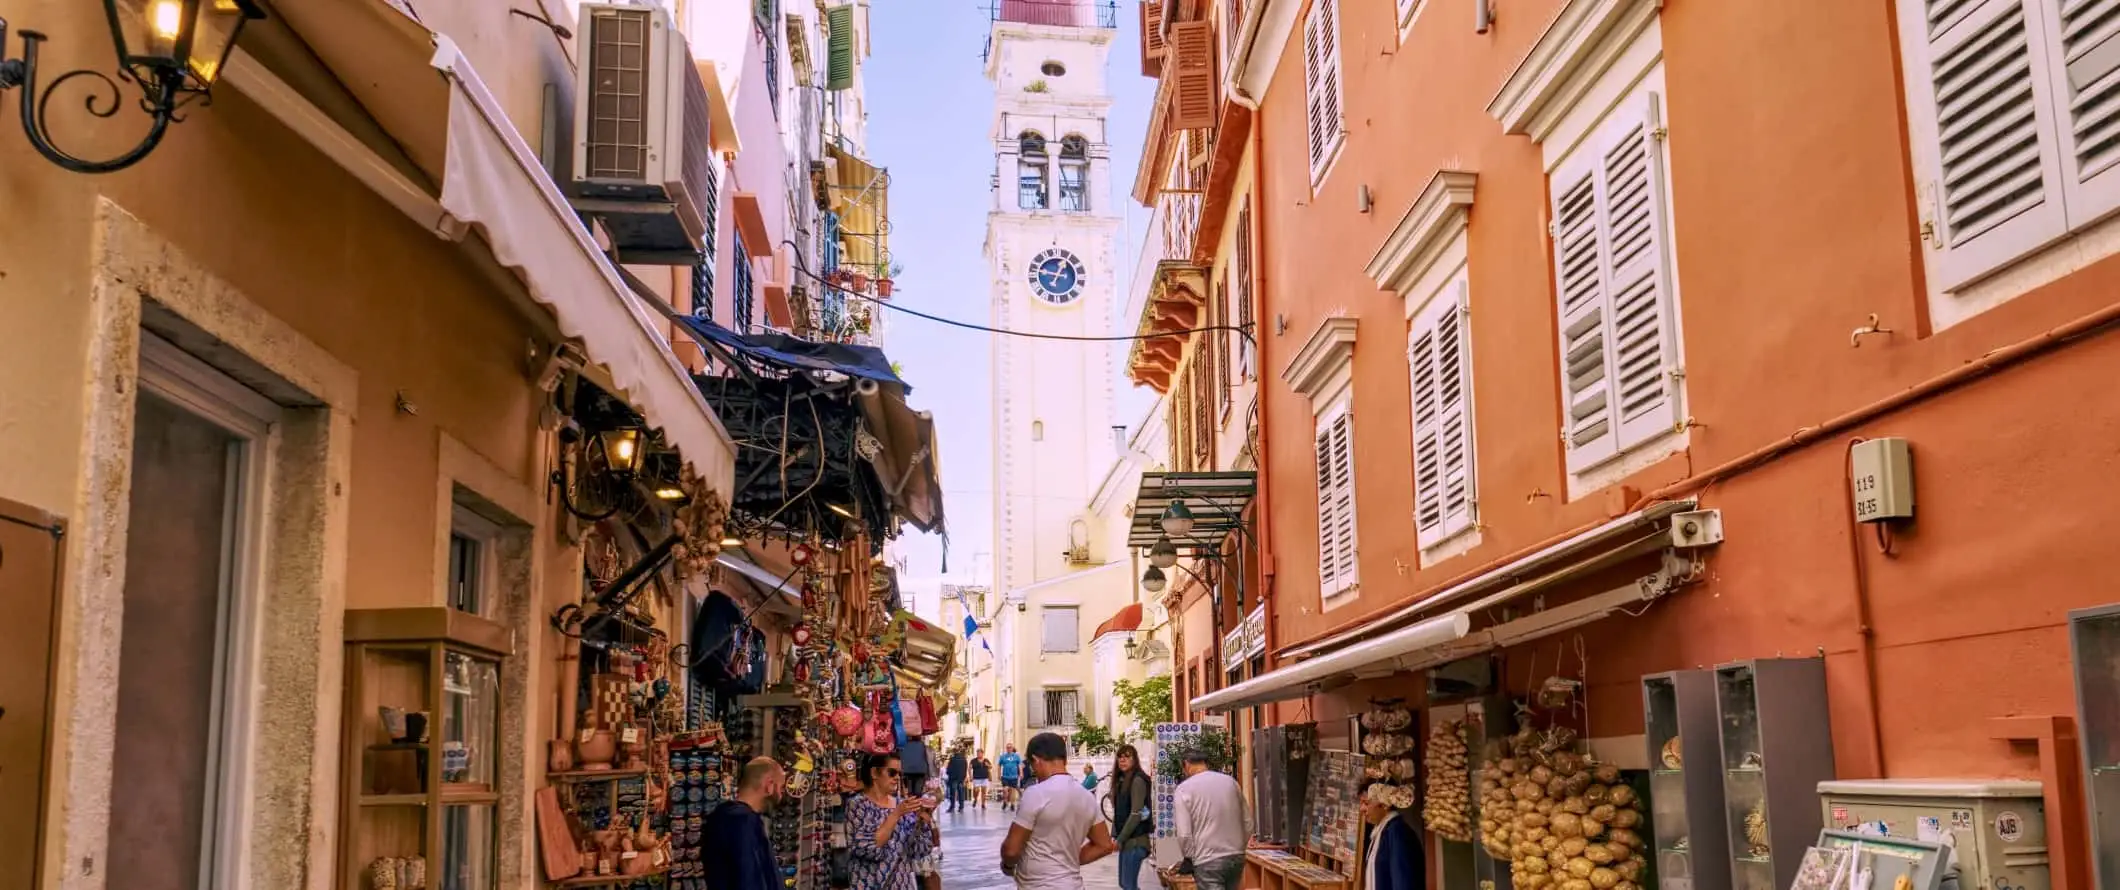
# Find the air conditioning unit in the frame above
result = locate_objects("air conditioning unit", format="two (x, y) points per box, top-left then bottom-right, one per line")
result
(570, 3), (715, 265)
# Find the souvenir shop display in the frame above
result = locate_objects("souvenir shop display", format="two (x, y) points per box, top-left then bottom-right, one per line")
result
(1358, 702), (1418, 816)
(1476, 725), (1650, 890)
(1249, 723), (1317, 845)
(1711, 658), (1834, 890)
(338, 608), (507, 890)
(1423, 717), (1473, 843)
(1641, 669), (1732, 890)
(1302, 750), (1367, 866)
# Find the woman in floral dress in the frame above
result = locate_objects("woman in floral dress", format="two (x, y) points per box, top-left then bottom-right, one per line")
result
(848, 752), (938, 890)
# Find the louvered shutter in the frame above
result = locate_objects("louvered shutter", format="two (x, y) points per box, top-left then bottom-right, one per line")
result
(1408, 322), (1443, 537)
(1328, 410), (1359, 592)
(825, 5), (856, 91)
(1313, 420), (1341, 594)
(1027, 690), (1046, 727)
(1551, 153), (1616, 472)
(1600, 93), (1683, 450)
(1914, 0), (2067, 288)
(2044, 0), (2120, 224)
(1437, 281), (1476, 536)
(1142, 1), (1168, 76)
(1172, 20), (1218, 129)
(1303, 0), (1343, 175)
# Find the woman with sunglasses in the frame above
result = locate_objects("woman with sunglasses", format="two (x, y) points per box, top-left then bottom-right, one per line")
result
(848, 752), (939, 890)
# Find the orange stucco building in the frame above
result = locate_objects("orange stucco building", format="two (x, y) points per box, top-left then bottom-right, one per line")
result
(1129, 0), (2120, 886)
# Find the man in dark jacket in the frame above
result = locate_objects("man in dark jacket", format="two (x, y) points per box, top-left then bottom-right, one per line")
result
(945, 747), (970, 812)
(702, 757), (786, 890)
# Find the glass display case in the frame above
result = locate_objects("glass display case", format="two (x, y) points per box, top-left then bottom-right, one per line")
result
(340, 608), (511, 890)
(1714, 658), (1834, 890)
(1642, 670), (1731, 890)
(2069, 603), (2120, 890)
(1465, 697), (1513, 890)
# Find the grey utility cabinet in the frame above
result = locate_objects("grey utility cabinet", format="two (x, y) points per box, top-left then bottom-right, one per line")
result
(1714, 658), (1836, 890)
(1643, 669), (1731, 890)
(2068, 604), (2120, 890)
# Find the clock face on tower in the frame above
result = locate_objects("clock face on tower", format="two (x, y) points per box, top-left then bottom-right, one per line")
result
(1027, 248), (1086, 305)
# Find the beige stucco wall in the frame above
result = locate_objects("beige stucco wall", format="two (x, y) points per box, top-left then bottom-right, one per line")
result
(0, 3), (570, 888)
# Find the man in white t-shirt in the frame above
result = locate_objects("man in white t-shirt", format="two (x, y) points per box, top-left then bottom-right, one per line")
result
(1000, 732), (1116, 890)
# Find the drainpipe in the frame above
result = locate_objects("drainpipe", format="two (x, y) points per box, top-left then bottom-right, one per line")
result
(1245, 78), (1277, 721)
(1223, 0), (1270, 110)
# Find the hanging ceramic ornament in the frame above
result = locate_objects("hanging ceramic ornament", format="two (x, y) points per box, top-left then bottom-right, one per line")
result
(791, 543), (815, 566)
(793, 624), (813, 647)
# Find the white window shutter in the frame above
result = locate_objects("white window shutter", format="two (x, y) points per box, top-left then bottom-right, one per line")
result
(1551, 154), (1616, 472)
(1304, 0), (1343, 176)
(1601, 93), (1684, 451)
(2042, 0), (2120, 226)
(1408, 324), (1443, 539)
(1328, 411), (1359, 592)
(1041, 606), (1078, 652)
(1314, 421), (1341, 595)
(1437, 280), (1477, 537)
(1917, 0), (2068, 289)
(1028, 690), (1046, 727)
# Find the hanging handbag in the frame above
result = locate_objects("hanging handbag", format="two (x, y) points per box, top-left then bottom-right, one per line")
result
(917, 692), (939, 733)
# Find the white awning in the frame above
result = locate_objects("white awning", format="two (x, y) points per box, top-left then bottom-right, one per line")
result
(222, 7), (735, 493)
(1189, 499), (1701, 713)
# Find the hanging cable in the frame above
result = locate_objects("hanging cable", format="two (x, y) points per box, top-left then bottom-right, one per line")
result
(778, 239), (1257, 346)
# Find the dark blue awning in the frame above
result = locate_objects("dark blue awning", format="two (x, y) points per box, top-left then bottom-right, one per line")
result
(675, 316), (908, 391)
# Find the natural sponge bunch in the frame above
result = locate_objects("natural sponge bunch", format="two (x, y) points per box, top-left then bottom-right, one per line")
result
(1422, 719), (1472, 842)
(1477, 727), (1648, 890)
(1359, 705), (1417, 810)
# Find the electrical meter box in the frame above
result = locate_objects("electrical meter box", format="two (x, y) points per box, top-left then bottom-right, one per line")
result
(1818, 779), (2048, 890)
(1850, 437), (1915, 522)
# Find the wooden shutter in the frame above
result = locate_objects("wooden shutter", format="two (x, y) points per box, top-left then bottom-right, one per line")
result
(1409, 319), (1444, 537)
(1215, 277), (1233, 417)
(1326, 410), (1358, 592)
(2048, 0), (2120, 224)
(1600, 94), (1683, 450)
(1551, 154), (1616, 472)
(1142, 0), (1168, 76)
(825, 5), (856, 91)
(1041, 606), (1079, 652)
(1236, 199), (1256, 380)
(1171, 20), (1218, 130)
(1303, 0), (1343, 176)
(1916, 0), (2067, 288)
(1410, 280), (1475, 546)
(1436, 281), (1476, 535)
(1027, 689), (1047, 727)
(1313, 420), (1341, 594)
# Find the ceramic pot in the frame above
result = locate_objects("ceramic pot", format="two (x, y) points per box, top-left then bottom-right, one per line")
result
(548, 739), (576, 772)
(576, 730), (618, 770)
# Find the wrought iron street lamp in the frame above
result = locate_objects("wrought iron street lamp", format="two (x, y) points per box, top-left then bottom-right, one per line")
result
(1158, 500), (1196, 537)
(0, 0), (263, 173)
(1140, 565), (1167, 594)
(1148, 536), (1178, 569)
(597, 426), (644, 477)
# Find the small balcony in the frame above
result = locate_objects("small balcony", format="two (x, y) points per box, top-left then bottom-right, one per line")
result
(992, 0), (1119, 28)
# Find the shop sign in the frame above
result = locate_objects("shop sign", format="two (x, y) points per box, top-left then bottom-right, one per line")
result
(1242, 606), (1267, 660)
(1222, 625), (1246, 671)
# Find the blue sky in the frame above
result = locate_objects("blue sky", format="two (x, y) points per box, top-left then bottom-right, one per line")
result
(864, 2), (1157, 597)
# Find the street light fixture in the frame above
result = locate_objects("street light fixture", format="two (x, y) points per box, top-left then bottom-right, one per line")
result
(1148, 536), (1178, 569)
(1141, 565), (1167, 594)
(0, 0), (264, 173)
(596, 427), (644, 476)
(1159, 500), (1195, 537)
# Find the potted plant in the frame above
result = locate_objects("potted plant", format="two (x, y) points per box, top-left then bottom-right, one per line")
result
(877, 261), (901, 297)
(851, 271), (871, 293)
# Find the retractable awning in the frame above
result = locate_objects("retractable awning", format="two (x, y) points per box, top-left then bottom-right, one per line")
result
(1189, 499), (1703, 713)
(222, 2), (736, 492)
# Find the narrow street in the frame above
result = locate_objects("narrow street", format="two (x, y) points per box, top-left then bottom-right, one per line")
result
(934, 805), (1127, 890)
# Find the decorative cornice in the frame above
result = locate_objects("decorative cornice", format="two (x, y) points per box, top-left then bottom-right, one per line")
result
(1366, 170), (1477, 294)
(1281, 316), (1359, 399)
(1487, 0), (1663, 140)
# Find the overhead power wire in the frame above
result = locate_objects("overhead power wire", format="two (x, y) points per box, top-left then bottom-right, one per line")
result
(779, 239), (1257, 347)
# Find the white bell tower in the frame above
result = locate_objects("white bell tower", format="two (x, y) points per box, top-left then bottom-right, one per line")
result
(984, 1), (1123, 599)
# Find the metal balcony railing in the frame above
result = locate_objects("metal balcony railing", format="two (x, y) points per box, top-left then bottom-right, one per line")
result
(1020, 177), (1049, 210)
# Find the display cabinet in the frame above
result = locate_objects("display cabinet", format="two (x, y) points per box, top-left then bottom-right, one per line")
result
(2069, 603), (2120, 890)
(340, 607), (511, 890)
(1464, 697), (1515, 890)
(1642, 669), (1731, 890)
(1713, 658), (1834, 890)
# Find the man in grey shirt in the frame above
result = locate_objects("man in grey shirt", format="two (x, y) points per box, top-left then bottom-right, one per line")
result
(1173, 751), (1249, 890)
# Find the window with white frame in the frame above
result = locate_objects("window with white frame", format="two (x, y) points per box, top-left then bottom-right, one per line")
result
(1283, 316), (1360, 608)
(1488, 2), (1685, 492)
(449, 504), (502, 618)
(1549, 90), (1683, 476)
(1027, 687), (1083, 727)
(1408, 275), (1476, 547)
(1302, 0), (1344, 182)
(1893, 1), (2120, 326)
(1040, 605), (1080, 652)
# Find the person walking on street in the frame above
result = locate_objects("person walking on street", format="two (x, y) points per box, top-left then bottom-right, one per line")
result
(701, 757), (787, 890)
(1174, 751), (1249, 890)
(946, 746), (971, 812)
(1080, 764), (1099, 791)
(971, 750), (995, 809)
(848, 752), (940, 890)
(1360, 785), (1423, 890)
(1107, 745), (1155, 890)
(997, 743), (1025, 811)
(1000, 732), (1116, 890)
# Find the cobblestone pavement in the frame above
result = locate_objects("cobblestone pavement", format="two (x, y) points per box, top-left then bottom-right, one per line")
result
(933, 804), (1136, 890)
